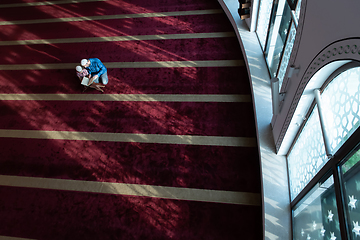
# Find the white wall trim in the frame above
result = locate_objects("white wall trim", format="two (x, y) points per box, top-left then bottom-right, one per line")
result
(217, 0), (291, 239)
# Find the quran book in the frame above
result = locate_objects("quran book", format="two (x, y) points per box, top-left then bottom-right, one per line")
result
(81, 77), (90, 86)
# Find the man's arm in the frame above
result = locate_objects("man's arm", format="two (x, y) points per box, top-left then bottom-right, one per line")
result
(88, 76), (95, 86)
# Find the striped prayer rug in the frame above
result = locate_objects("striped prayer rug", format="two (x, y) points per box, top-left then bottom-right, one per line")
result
(0, 0), (262, 239)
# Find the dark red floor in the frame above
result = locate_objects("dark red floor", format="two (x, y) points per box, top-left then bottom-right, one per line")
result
(0, 0), (262, 239)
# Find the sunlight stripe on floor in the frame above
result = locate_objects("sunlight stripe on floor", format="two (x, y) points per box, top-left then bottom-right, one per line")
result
(0, 94), (251, 102)
(0, 175), (261, 206)
(0, 0), (107, 8)
(0, 9), (223, 26)
(0, 60), (244, 70)
(0, 32), (235, 46)
(0, 129), (257, 147)
(0, 236), (35, 240)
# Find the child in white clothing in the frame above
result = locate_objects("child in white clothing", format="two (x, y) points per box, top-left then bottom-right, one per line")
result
(75, 66), (105, 93)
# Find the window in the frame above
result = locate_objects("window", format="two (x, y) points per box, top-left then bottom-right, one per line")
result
(288, 64), (360, 239)
(322, 67), (360, 153)
(256, 0), (301, 85)
(277, 22), (296, 87)
(293, 174), (341, 240)
(292, 145), (360, 240)
(288, 65), (360, 201)
(288, 106), (328, 200)
(264, 0), (292, 78)
(340, 148), (360, 238)
(256, 0), (273, 50)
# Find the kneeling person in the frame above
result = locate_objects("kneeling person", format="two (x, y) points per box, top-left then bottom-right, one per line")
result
(76, 65), (105, 92)
(81, 58), (108, 86)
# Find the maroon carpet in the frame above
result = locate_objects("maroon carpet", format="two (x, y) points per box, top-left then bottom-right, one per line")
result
(1, 38), (242, 64)
(0, 101), (256, 136)
(0, 139), (260, 192)
(0, 0), (262, 239)
(0, 67), (250, 94)
(0, 186), (262, 240)
(0, 15), (233, 41)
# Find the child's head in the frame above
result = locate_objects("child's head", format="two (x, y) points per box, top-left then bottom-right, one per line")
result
(76, 66), (83, 72)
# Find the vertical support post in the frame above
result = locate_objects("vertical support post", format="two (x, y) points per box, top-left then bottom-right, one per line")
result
(314, 89), (332, 157)
(249, 0), (259, 32)
(332, 164), (350, 240)
(271, 77), (280, 115)
(290, 10), (298, 29)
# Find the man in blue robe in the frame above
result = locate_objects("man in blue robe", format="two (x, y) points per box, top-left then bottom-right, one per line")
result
(81, 58), (108, 86)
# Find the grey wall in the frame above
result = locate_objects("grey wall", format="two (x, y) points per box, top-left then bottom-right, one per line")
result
(272, 0), (360, 154)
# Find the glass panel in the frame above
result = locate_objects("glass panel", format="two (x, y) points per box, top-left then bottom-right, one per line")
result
(277, 22), (296, 88)
(288, 106), (328, 200)
(293, 175), (342, 240)
(295, 0), (302, 19)
(340, 147), (360, 239)
(264, 0), (292, 77)
(321, 67), (360, 153)
(256, 0), (274, 50)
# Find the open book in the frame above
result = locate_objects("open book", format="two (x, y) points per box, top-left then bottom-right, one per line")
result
(81, 77), (90, 86)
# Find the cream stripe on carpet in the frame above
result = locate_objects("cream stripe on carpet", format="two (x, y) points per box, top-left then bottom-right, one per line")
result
(0, 94), (251, 102)
(0, 60), (244, 70)
(0, 175), (261, 206)
(0, 236), (35, 240)
(0, 130), (257, 147)
(0, 32), (235, 46)
(0, 0), (108, 8)
(0, 9), (223, 25)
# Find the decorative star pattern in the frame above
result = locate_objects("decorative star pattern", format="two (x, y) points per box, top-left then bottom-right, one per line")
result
(320, 225), (325, 237)
(349, 195), (357, 210)
(328, 210), (334, 222)
(295, 195), (360, 240)
(353, 221), (360, 237)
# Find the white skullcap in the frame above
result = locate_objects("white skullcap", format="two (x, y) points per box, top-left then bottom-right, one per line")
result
(75, 66), (82, 72)
(81, 59), (88, 66)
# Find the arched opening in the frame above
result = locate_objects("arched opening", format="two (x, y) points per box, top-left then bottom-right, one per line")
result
(288, 61), (360, 239)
